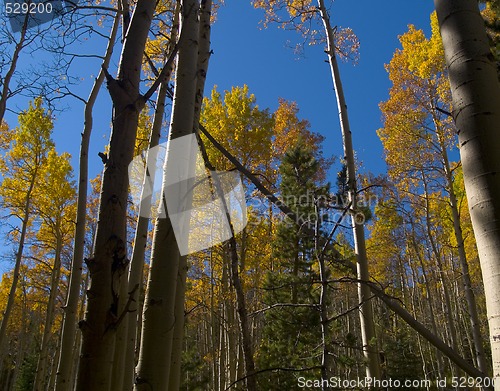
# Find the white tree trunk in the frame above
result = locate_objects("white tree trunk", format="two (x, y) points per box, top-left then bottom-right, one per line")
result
(167, 2), (212, 388)
(134, 1), (200, 389)
(34, 235), (63, 391)
(167, 255), (188, 390)
(434, 0), (500, 386)
(121, 6), (181, 385)
(121, 81), (170, 391)
(55, 15), (119, 390)
(316, 0), (381, 380)
(74, 0), (156, 388)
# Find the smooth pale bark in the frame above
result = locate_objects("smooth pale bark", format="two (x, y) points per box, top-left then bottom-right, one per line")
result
(134, 1), (200, 389)
(74, 0), (156, 388)
(55, 13), (120, 391)
(121, 82), (170, 391)
(193, 0), (212, 129)
(316, 0), (381, 380)
(121, 16), (180, 391)
(438, 129), (488, 372)
(134, 208), (180, 391)
(167, 255), (188, 390)
(316, 203), (332, 389)
(434, 0), (500, 385)
(33, 235), (63, 391)
(167, 2), (212, 387)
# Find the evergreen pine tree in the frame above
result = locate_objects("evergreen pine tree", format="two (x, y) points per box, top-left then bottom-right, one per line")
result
(257, 143), (329, 389)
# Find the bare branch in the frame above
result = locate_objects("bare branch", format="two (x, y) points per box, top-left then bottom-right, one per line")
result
(141, 33), (182, 103)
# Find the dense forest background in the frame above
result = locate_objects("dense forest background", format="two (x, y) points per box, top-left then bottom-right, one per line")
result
(0, 0), (499, 390)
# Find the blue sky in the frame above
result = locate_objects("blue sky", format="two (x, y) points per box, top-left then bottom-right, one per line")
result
(5, 0), (436, 180)
(204, 1), (436, 178)
(3, 0), (437, 183)
(0, 1), (437, 266)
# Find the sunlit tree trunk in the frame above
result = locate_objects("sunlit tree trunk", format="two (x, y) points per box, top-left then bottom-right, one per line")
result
(33, 234), (63, 391)
(55, 13), (120, 391)
(134, 1), (200, 389)
(74, 0), (156, 388)
(437, 120), (488, 372)
(434, 0), (500, 385)
(317, 0), (381, 380)
(121, 10), (180, 388)
(315, 202), (332, 389)
(167, 2), (212, 388)
(120, 82), (169, 391)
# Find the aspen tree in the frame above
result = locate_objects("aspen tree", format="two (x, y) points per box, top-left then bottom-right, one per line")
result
(199, 86), (278, 389)
(168, 1), (213, 389)
(200, 103), (492, 382)
(32, 151), (75, 391)
(0, 99), (54, 352)
(253, 0), (380, 378)
(74, 0), (156, 388)
(434, 0), (500, 385)
(316, 0), (381, 378)
(55, 13), (120, 391)
(134, 1), (200, 389)
(378, 17), (487, 371)
(122, 6), (181, 386)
